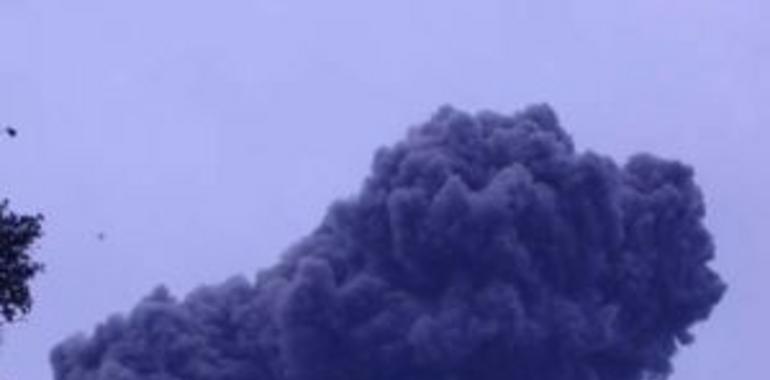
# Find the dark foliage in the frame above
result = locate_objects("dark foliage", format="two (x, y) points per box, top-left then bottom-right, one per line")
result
(0, 200), (43, 324)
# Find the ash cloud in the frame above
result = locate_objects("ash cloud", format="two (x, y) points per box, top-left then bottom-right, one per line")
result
(51, 105), (726, 380)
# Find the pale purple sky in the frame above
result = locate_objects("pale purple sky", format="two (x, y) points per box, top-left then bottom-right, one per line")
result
(0, 1), (767, 379)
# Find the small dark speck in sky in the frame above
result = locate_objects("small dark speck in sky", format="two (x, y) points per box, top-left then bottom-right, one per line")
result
(4, 126), (18, 138)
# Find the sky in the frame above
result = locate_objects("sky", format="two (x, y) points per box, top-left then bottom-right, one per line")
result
(0, 0), (767, 379)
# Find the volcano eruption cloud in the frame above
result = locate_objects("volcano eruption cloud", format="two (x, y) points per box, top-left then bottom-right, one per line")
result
(51, 105), (726, 380)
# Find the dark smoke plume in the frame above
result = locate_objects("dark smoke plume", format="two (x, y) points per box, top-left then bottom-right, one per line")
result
(51, 105), (725, 380)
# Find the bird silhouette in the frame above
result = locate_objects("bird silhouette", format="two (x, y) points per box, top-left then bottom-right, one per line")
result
(4, 126), (17, 138)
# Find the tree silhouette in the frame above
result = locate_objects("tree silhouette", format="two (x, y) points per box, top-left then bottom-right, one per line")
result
(0, 200), (43, 324)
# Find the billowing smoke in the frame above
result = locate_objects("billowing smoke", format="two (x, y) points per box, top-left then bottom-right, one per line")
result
(51, 105), (725, 380)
